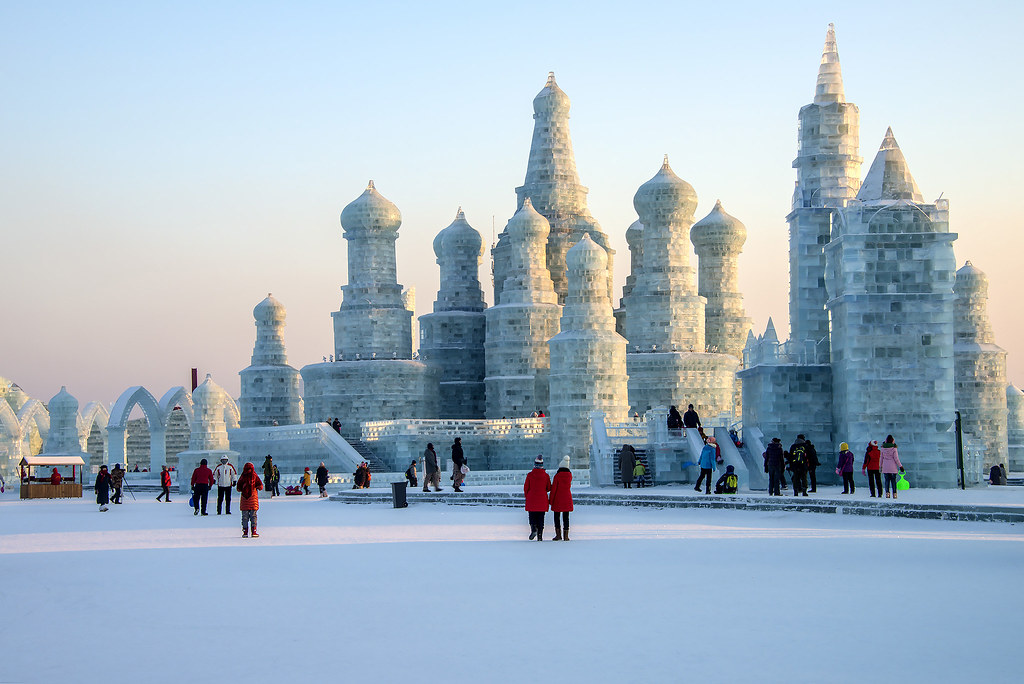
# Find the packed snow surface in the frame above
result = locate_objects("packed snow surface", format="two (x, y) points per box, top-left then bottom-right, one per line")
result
(2, 488), (1022, 683)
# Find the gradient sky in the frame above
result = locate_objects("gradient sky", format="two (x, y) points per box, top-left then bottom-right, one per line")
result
(3, 0), (1022, 407)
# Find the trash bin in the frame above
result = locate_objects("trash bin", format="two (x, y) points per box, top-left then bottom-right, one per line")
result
(391, 481), (408, 508)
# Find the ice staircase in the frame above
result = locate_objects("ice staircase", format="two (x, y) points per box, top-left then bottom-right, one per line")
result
(713, 426), (762, 492)
(339, 434), (388, 472)
(613, 446), (652, 485)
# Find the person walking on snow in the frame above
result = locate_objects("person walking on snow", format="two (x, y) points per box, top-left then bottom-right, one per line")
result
(405, 459), (418, 488)
(109, 463), (125, 504)
(837, 443), (856, 494)
(451, 438), (466, 492)
(156, 464), (173, 502)
(261, 456), (275, 497)
(191, 458), (215, 516)
(214, 456), (237, 515)
(695, 437), (718, 494)
(95, 465), (112, 512)
(787, 435), (810, 497)
(524, 455), (551, 541)
(301, 467), (312, 495)
(422, 443), (441, 492)
(236, 462), (264, 538)
(862, 441), (882, 498)
(549, 456), (574, 541)
(315, 462), (329, 497)
(879, 435), (904, 499)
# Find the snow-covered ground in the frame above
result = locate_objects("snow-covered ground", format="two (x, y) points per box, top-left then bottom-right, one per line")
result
(2, 488), (1022, 684)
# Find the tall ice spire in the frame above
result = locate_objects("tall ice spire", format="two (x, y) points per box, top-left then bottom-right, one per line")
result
(814, 23), (845, 104)
(787, 23), (861, 353)
(493, 72), (614, 305)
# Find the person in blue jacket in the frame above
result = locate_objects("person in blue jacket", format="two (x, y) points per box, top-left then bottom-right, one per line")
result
(694, 436), (718, 494)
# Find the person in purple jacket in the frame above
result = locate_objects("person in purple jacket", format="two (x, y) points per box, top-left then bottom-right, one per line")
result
(836, 442), (855, 494)
(879, 435), (904, 499)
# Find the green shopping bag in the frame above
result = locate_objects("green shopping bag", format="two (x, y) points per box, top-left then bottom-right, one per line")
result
(896, 472), (910, 491)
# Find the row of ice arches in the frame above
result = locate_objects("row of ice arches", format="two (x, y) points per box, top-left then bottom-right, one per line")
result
(0, 385), (239, 477)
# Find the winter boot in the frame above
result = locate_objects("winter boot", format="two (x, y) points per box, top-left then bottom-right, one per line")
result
(529, 525), (537, 541)
(536, 529), (543, 541)
(552, 521), (562, 541)
(892, 491), (897, 500)
(242, 531), (248, 538)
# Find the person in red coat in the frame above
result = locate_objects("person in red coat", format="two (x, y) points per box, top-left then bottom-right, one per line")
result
(862, 441), (882, 498)
(49, 468), (62, 485)
(190, 458), (215, 516)
(523, 455), (551, 541)
(156, 465), (172, 502)
(549, 456), (573, 541)
(236, 462), (264, 538)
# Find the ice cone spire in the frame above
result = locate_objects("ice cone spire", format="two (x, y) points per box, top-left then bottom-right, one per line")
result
(856, 127), (923, 203)
(814, 23), (845, 104)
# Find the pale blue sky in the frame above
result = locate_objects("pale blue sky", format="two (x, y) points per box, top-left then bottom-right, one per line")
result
(2, 0), (1022, 405)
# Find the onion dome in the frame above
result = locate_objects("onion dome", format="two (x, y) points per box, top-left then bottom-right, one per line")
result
(625, 219), (644, 248)
(507, 197), (551, 241)
(47, 386), (79, 414)
(534, 71), (570, 115)
(690, 200), (747, 248)
(633, 155), (698, 220)
(340, 180), (402, 234)
(192, 374), (228, 407)
(566, 233), (608, 272)
(435, 207), (483, 259)
(253, 293), (286, 324)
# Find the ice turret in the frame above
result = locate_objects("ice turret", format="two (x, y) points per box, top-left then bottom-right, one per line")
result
(484, 198), (562, 418)
(419, 208), (487, 418)
(953, 261), (1008, 467)
(788, 23), (861, 352)
(691, 200), (752, 360)
(40, 387), (88, 459)
(549, 234), (629, 465)
(239, 293), (303, 428)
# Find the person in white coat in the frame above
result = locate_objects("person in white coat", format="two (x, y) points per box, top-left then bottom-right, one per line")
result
(214, 456), (238, 515)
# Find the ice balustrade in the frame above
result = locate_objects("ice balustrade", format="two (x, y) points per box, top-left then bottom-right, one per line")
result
(362, 417), (548, 441)
(744, 338), (829, 367)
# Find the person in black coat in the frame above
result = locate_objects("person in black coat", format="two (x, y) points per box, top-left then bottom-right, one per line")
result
(619, 444), (636, 488)
(667, 406), (683, 434)
(451, 438), (466, 492)
(95, 465), (112, 512)
(764, 438), (785, 496)
(315, 462), (329, 497)
(683, 404), (706, 442)
(805, 439), (820, 492)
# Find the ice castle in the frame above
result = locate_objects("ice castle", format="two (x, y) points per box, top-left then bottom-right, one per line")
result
(0, 25), (1017, 489)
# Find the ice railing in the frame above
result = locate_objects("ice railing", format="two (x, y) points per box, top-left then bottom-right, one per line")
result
(744, 338), (829, 366)
(362, 417), (548, 442)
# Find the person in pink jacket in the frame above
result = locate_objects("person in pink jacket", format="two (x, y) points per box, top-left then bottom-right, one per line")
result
(879, 435), (904, 499)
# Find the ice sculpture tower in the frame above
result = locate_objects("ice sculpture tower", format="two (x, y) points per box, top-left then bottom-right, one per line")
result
(953, 261), (1008, 467)
(789, 24), (862, 355)
(419, 208), (487, 418)
(1007, 384), (1024, 471)
(623, 157), (738, 417)
(493, 73), (613, 305)
(613, 219), (644, 337)
(548, 234), (629, 466)
(176, 374), (239, 490)
(239, 294), (303, 427)
(38, 387), (88, 461)
(825, 128), (957, 486)
(484, 198), (561, 418)
(690, 200), (751, 360)
(301, 182), (438, 436)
